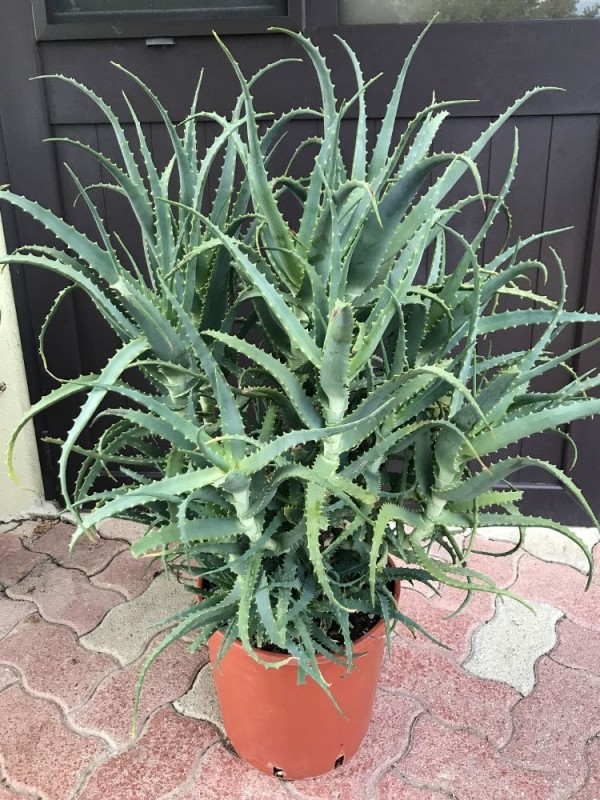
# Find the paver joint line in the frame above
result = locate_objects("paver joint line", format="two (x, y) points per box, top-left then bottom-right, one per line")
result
(78, 574), (193, 665)
(394, 714), (576, 800)
(377, 767), (459, 800)
(497, 654), (600, 790)
(75, 706), (222, 800)
(0, 685), (109, 800)
(68, 753), (115, 800)
(378, 685), (519, 754)
(0, 523), (18, 533)
(19, 524), (128, 580)
(0, 661), (111, 719)
(68, 637), (209, 752)
(0, 772), (41, 800)
(73, 740), (129, 800)
(6, 560), (126, 637)
(362, 706), (430, 793)
(24, 553), (120, 582)
(0, 666), (19, 689)
(547, 652), (600, 681)
(564, 733), (600, 800)
(0, 615), (122, 717)
(7, 675), (113, 756)
(156, 737), (224, 800)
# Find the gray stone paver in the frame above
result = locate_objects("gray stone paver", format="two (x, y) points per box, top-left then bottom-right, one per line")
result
(0, 597), (37, 639)
(0, 523), (18, 534)
(79, 574), (192, 665)
(174, 663), (225, 735)
(478, 526), (599, 573)
(463, 596), (563, 695)
(96, 518), (147, 545)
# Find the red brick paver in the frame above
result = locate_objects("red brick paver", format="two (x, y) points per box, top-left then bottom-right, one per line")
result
(27, 523), (126, 576)
(511, 553), (600, 631)
(379, 637), (519, 746)
(377, 768), (457, 799)
(179, 744), (291, 800)
(502, 656), (600, 785)
(7, 561), (123, 635)
(0, 536), (47, 588)
(69, 638), (208, 749)
(396, 587), (494, 662)
(289, 693), (423, 800)
(552, 618), (600, 675)
(415, 538), (522, 622)
(571, 736), (600, 800)
(397, 714), (568, 799)
(77, 706), (219, 800)
(0, 684), (106, 800)
(0, 668), (17, 693)
(0, 615), (117, 712)
(90, 549), (161, 599)
(0, 597), (36, 640)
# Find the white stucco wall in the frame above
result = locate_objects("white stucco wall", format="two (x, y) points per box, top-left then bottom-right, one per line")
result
(0, 214), (47, 518)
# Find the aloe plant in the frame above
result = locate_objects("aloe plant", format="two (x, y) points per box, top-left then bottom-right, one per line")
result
(2, 24), (600, 711)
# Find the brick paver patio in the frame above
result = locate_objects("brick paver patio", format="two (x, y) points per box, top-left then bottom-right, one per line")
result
(0, 518), (599, 799)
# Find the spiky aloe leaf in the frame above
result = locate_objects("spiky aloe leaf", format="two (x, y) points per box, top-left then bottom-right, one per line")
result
(0, 189), (122, 284)
(305, 481), (351, 612)
(75, 467), (225, 535)
(320, 302), (353, 423)
(133, 582), (241, 733)
(205, 330), (322, 428)
(346, 154), (455, 297)
(131, 517), (242, 557)
(369, 18), (436, 179)
(369, 504), (404, 602)
(57, 339), (148, 527)
(214, 35), (304, 292)
(167, 204), (322, 368)
(471, 398), (600, 458)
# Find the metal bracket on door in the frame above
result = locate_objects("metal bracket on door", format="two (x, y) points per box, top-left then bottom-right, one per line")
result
(145, 37), (175, 47)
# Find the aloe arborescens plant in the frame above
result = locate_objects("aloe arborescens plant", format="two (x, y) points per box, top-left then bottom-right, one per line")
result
(2, 25), (600, 719)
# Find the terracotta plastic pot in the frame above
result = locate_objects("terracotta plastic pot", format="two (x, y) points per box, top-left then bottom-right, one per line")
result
(206, 579), (401, 780)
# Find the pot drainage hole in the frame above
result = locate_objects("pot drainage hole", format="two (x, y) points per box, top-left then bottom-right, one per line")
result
(272, 755), (344, 778)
